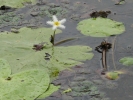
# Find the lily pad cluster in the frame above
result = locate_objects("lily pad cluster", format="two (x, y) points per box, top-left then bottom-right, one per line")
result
(77, 17), (125, 37)
(0, 0), (36, 8)
(0, 27), (94, 99)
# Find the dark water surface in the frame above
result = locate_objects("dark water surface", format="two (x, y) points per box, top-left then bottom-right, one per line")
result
(1, 0), (133, 100)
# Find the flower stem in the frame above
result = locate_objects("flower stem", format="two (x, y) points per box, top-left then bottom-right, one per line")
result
(51, 30), (56, 45)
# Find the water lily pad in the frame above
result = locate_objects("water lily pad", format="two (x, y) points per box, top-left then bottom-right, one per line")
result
(119, 57), (133, 66)
(0, 0), (36, 8)
(105, 71), (119, 80)
(0, 27), (93, 79)
(0, 59), (11, 78)
(77, 17), (125, 37)
(38, 84), (60, 99)
(0, 58), (50, 100)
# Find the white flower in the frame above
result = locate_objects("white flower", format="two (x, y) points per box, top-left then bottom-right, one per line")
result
(47, 15), (66, 30)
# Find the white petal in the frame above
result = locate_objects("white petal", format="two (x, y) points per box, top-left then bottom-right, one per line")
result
(53, 15), (58, 22)
(47, 21), (54, 25)
(59, 19), (66, 24)
(52, 26), (57, 30)
(58, 25), (65, 29)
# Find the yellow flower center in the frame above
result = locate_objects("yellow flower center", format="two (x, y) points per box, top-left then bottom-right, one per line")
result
(54, 21), (60, 26)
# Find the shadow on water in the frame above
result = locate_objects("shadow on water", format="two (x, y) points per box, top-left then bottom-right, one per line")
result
(1, 0), (133, 100)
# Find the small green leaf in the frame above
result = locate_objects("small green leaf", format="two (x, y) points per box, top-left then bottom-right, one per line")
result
(77, 17), (125, 37)
(119, 57), (133, 66)
(105, 71), (119, 80)
(63, 88), (72, 93)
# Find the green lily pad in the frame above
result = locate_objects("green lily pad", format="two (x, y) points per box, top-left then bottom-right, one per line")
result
(119, 57), (133, 66)
(0, 59), (11, 78)
(77, 17), (125, 37)
(0, 27), (93, 79)
(38, 84), (60, 99)
(105, 71), (119, 80)
(0, 0), (36, 8)
(0, 58), (50, 100)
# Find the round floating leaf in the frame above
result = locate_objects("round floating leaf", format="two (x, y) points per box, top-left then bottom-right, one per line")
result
(105, 71), (119, 80)
(119, 57), (133, 66)
(0, 59), (50, 100)
(0, 0), (36, 8)
(77, 17), (125, 37)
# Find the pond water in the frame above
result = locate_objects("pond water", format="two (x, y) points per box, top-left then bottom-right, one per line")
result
(0, 0), (133, 100)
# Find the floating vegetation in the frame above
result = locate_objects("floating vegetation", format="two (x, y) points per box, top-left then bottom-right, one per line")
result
(69, 80), (105, 98)
(38, 84), (60, 99)
(0, 0), (36, 8)
(0, 27), (93, 75)
(63, 88), (72, 94)
(119, 57), (133, 66)
(0, 58), (50, 100)
(0, 0), (132, 100)
(105, 70), (126, 80)
(50, 68), (60, 78)
(105, 71), (119, 80)
(0, 27), (94, 99)
(33, 5), (68, 18)
(77, 17), (125, 37)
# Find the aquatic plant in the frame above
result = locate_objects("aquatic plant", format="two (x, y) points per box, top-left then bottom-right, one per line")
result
(63, 88), (72, 94)
(119, 57), (133, 66)
(38, 84), (60, 99)
(95, 40), (112, 74)
(105, 71), (119, 80)
(105, 70), (126, 80)
(77, 17), (125, 37)
(0, 58), (50, 100)
(0, 27), (94, 99)
(47, 15), (66, 45)
(0, 0), (36, 8)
